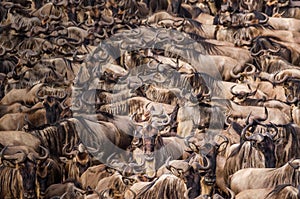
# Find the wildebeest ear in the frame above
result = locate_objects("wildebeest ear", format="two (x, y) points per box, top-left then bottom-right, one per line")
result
(59, 156), (68, 163)
(217, 142), (228, 153)
(2, 159), (15, 167)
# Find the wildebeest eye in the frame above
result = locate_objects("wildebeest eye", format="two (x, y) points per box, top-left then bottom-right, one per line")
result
(199, 171), (207, 176)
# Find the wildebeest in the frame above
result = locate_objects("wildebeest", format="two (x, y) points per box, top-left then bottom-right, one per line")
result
(0, 83), (43, 105)
(125, 174), (188, 199)
(29, 119), (81, 157)
(236, 184), (300, 199)
(186, 131), (229, 197)
(44, 179), (86, 199)
(230, 159), (300, 194)
(37, 157), (63, 196)
(80, 164), (114, 189)
(0, 145), (49, 199)
(94, 171), (136, 198)
(131, 123), (189, 178)
(156, 158), (202, 198)
(223, 122), (277, 185)
(59, 143), (91, 182)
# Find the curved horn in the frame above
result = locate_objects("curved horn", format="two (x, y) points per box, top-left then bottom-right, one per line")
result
(241, 123), (252, 141)
(165, 156), (171, 170)
(202, 87), (211, 98)
(244, 63), (257, 76)
(286, 94), (298, 104)
(184, 135), (193, 147)
(216, 135), (229, 150)
(35, 146), (49, 160)
(257, 107), (268, 122)
(269, 122), (278, 139)
(80, 90), (95, 106)
(251, 48), (265, 57)
(62, 143), (76, 157)
(288, 159), (299, 170)
(36, 87), (47, 100)
(193, 155), (211, 170)
(258, 12), (269, 24)
(3, 150), (27, 164)
(132, 158), (145, 170)
(53, 0), (68, 6)
(226, 187), (236, 199)
(0, 146), (8, 160)
(59, 192), (68, 199)
(268, 43), (281, 53)
(130, 112), (147, 127)
(273, 72), (290, 84)
(245, 111), (252, 125)
(225, 115), (232, 126)
(230, 65), (241, 79)
(160, 110), (171, 125)
(0, 46), (5, 56)
(49, 10), (62, 21)
(230, 85), (238, 96)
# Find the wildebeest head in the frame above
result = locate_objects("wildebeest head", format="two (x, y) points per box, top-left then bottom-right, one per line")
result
(60, 143), (91, 182)
(186, 132), (228, 196)
(37, 86), (69, 124)
(241, 120), (278, 168)
(36, 158), (62, 196)
(131, 122), (166, 178)
(0, 145), (49, 199)
(251, 36), (291, 64)
(218, 11), (268, 27)
(95, 171), (136, 199)
(164, 158), (191, 182)
(284, 80), (300, 104)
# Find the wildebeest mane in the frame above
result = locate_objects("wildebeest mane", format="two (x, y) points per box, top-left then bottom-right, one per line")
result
(96, 111), (115, 119)
(228, 140), (250, 159)
(274, 123), (299, 167)
(198, 72), (224, 97)
(266, 184), (292, 196)
(135, 174), (186, 199)
(29, 119), (80, 156)
(186, 18), (203, 32)
(266, 184), (299, 199)
(224, 141), (266, 183)
(188, 33), (223, 55)
(0, 165), (23, 198)
(263, 162), (300, 188)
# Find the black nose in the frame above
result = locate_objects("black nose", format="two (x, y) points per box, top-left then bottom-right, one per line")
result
(24, 191), (36, 199)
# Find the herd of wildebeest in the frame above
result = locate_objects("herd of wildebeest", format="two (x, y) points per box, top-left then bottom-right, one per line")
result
(1, 0), (300, 198)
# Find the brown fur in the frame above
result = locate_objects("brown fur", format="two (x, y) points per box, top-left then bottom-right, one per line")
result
(131, 174), (187, 199)
(230, 159), (300, 194)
